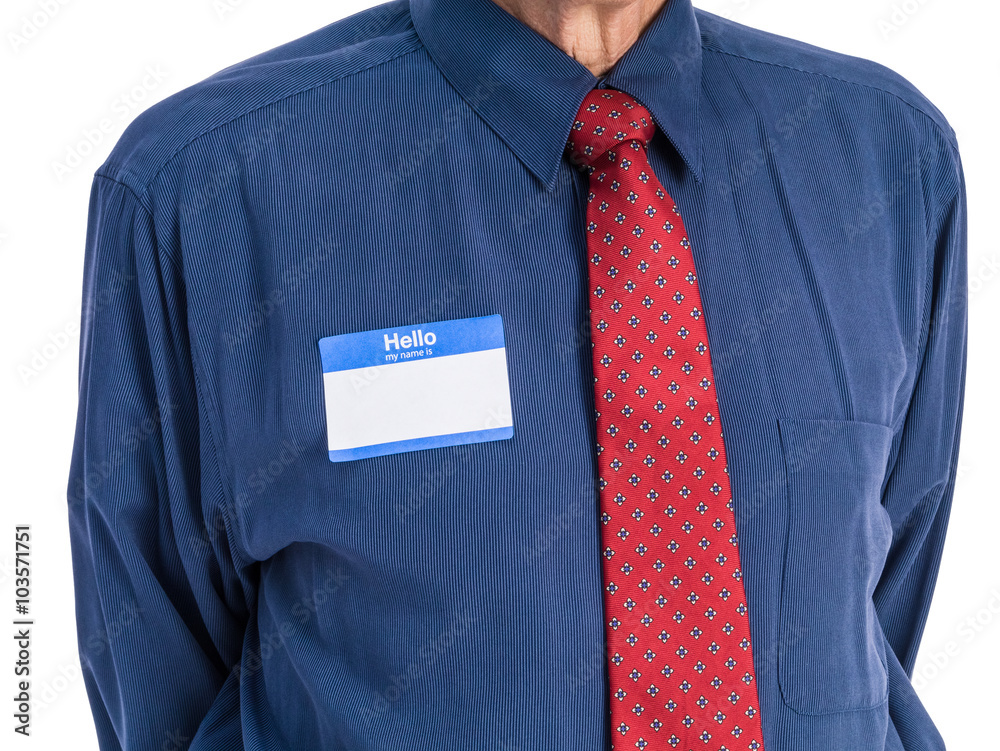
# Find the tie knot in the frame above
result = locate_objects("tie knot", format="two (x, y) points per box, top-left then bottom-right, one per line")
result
(566, 87), (656, 168)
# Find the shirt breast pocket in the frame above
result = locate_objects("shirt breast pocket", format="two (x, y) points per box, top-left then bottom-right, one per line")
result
(775, 418), (895, 715)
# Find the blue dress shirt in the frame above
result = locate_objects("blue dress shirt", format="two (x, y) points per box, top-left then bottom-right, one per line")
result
(67, 0), (967, 748)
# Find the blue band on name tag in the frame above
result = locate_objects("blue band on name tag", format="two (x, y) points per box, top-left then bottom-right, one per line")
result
(319, 315), (506, 372)
(317, 314), (514, 462)
(327, 426), (513, 462)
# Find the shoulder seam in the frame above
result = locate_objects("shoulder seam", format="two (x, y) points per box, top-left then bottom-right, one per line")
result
(91, 172), (186, 274)
(100, 37), (424, 199)
(702, 45), (957, 147)
(931, 177), (961, 231)
(92, 172), (153, 213)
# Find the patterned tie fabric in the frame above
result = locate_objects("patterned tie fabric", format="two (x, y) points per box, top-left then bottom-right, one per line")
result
(567, 88), (766, 751)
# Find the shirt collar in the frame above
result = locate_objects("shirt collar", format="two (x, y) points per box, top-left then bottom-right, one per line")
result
(410, 0), (704, 192)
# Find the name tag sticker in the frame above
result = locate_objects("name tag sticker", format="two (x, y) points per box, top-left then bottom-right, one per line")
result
(318, 315), (514, 462)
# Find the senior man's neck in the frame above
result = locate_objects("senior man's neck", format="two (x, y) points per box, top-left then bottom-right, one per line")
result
(489, 0), (669, 76)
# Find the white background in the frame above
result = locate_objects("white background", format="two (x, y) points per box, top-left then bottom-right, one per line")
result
(0, 0), (996, 748)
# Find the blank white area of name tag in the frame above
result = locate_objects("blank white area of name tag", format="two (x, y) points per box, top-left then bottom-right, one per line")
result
(323, 347), (513, 453)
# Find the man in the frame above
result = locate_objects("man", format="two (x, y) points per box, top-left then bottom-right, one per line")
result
(67, 0), (966, 749)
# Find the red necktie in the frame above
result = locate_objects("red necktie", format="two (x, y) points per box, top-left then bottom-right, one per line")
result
(567, 88), (766, 751)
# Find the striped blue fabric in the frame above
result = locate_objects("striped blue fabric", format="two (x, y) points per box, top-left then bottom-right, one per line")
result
(67, 0), (967, 749)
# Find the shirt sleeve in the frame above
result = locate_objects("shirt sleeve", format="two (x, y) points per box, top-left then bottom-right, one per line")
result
(874, 133), (967, 748)
(67, 174), (257, 750)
